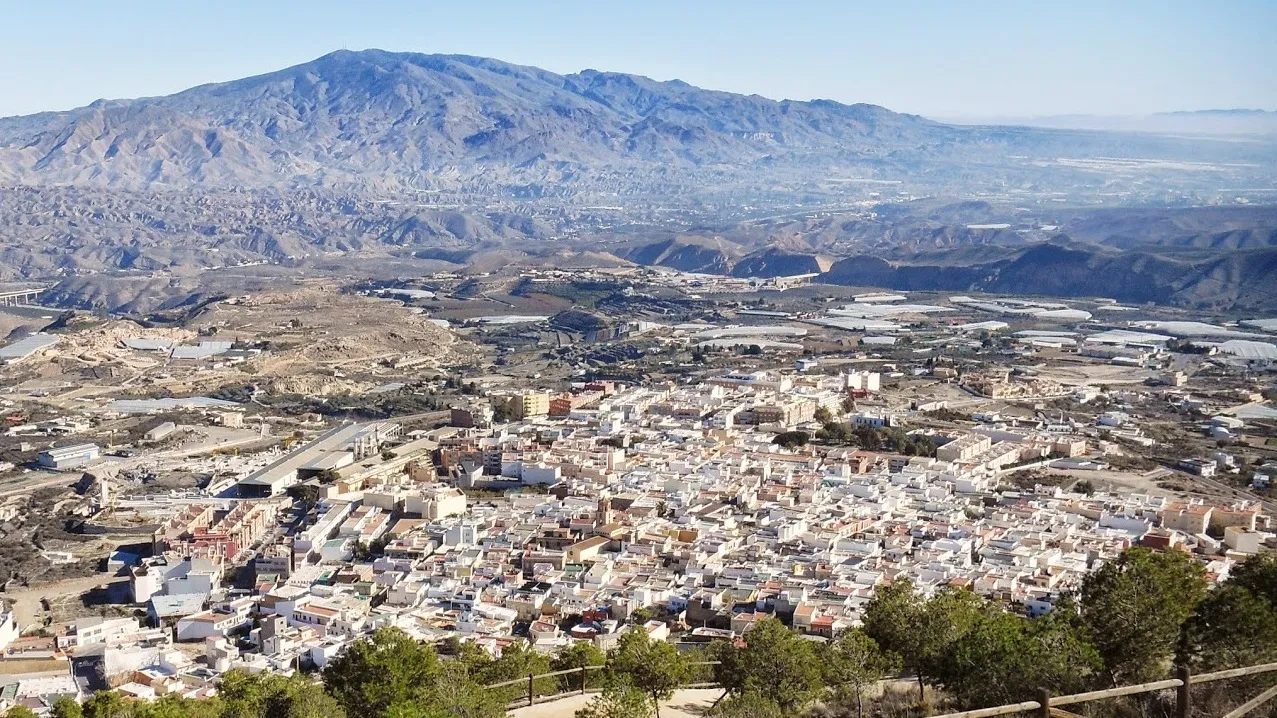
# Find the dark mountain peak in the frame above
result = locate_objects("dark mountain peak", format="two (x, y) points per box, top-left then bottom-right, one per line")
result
(306, 48), (535, 76)
(1039, 234), (1096, 250)
(1009, 237), (1106, 267)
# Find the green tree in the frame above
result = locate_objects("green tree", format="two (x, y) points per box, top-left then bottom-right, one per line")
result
(912, 588), (991, 697)
(1180, 584), (1277, 670)
(6, 707), (39, 718)
(824, 628), (900, 718)
(51, 697), (83, 718)
(82, 692), (129, 718)
(814, 406), (833, 424)
(862, 581), (989, 701)
(552, 641), (608, 691)
(930, 598), (1099, 709)
(706, 690), (785, 718)
(575, 683), (654, 718)
(713, 617), (823, 713)
(1227, 552), (1277, 606)
(475, 641), (554, 702)
(183, 696), (224, 718)
(450, 638), (495, 673)
(81, 693), (189, 718)
(926, 609), (1027, 709)
(144, 696), (211, 718)
(771, 431), (810, 449)
(815, 420), (853, 446)
(1025, 597), (1102, 698)
(420, 662), (505, 718)
(631, 606), (658, 625)
(1080, 548), (1207, 685)
(1178, 557), (1277, 715)
(322, 628), (439, 717)
(286, 483), (321, 509)
(217, 670), (343, 718)
(273, 682), (343, 718)
(351, 541), (374, 562)
(862, 578), (927, 700)
(606, 629), (689, 718)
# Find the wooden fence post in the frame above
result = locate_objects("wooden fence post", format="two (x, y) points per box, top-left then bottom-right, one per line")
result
(1176, 666), (1191, 718)
(581, 665), (588, 694)
(1036, 688), (1050, 718)
(528, 673), (535, 707)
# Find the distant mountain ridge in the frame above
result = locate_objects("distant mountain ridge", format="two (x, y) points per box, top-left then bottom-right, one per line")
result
(0, 49), (942, 190)
(0, 49), (1273, 195)
(821, 240), (1277, 311)
(942, 108), (1277, 136)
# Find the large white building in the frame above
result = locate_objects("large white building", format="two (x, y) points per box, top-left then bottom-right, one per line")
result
(37, 443), (100, 470)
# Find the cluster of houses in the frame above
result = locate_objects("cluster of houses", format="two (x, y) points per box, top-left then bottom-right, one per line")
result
(1, 369), (1272, 713)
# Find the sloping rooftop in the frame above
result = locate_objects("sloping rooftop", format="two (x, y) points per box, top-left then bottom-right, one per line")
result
(0, 333), (59, 362)
(171, 341), (233, 360)
(108, 397), (240, 414)
(149, 593), (207, 618)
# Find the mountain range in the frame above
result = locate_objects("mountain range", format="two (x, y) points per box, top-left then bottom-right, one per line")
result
(1, 49), (1274, 199)
(0, 49), (1276, 313)
(0, 49), (941, 190)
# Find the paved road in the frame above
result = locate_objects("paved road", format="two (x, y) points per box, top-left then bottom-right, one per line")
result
(0, 472), (80, 499)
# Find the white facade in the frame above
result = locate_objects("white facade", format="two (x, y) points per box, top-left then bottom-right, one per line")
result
(0, 608), (20, 650)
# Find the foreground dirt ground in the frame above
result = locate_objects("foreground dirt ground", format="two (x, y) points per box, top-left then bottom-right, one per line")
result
(509, 688), (722, 718)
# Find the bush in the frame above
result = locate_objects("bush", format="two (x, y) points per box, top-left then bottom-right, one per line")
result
(772, 431), (810, 449)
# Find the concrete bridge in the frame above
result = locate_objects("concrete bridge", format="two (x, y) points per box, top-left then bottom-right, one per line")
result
(0, 286), (48, 307)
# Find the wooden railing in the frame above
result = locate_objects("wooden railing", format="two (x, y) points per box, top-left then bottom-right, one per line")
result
(487, 660), (721, 708)
(492, 660), (1277, 714)
(932, 662), (1277, 718)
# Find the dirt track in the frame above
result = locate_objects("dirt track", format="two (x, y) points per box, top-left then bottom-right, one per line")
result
(4, 573), (127, 631)
(509, 688), (723, 718)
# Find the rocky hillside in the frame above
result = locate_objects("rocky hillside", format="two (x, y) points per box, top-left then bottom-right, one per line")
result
(613, 236), (745, 275)
(0, 186), (555, 281)
(0, 49), (939, 190)
(821, 240), (1277, 311)
(731, 248), (833, 278)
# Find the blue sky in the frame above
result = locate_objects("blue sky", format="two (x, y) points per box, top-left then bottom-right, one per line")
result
(0, 0), (1273, 118)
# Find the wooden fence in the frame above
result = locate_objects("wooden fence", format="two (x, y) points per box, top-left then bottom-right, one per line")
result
(486, 660), (721, 709)
(931, 662), (1277, 718)
(489, 660), (1277, 715)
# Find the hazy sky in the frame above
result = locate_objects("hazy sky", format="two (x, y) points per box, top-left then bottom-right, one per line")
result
(1, 0), (1274, 119)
